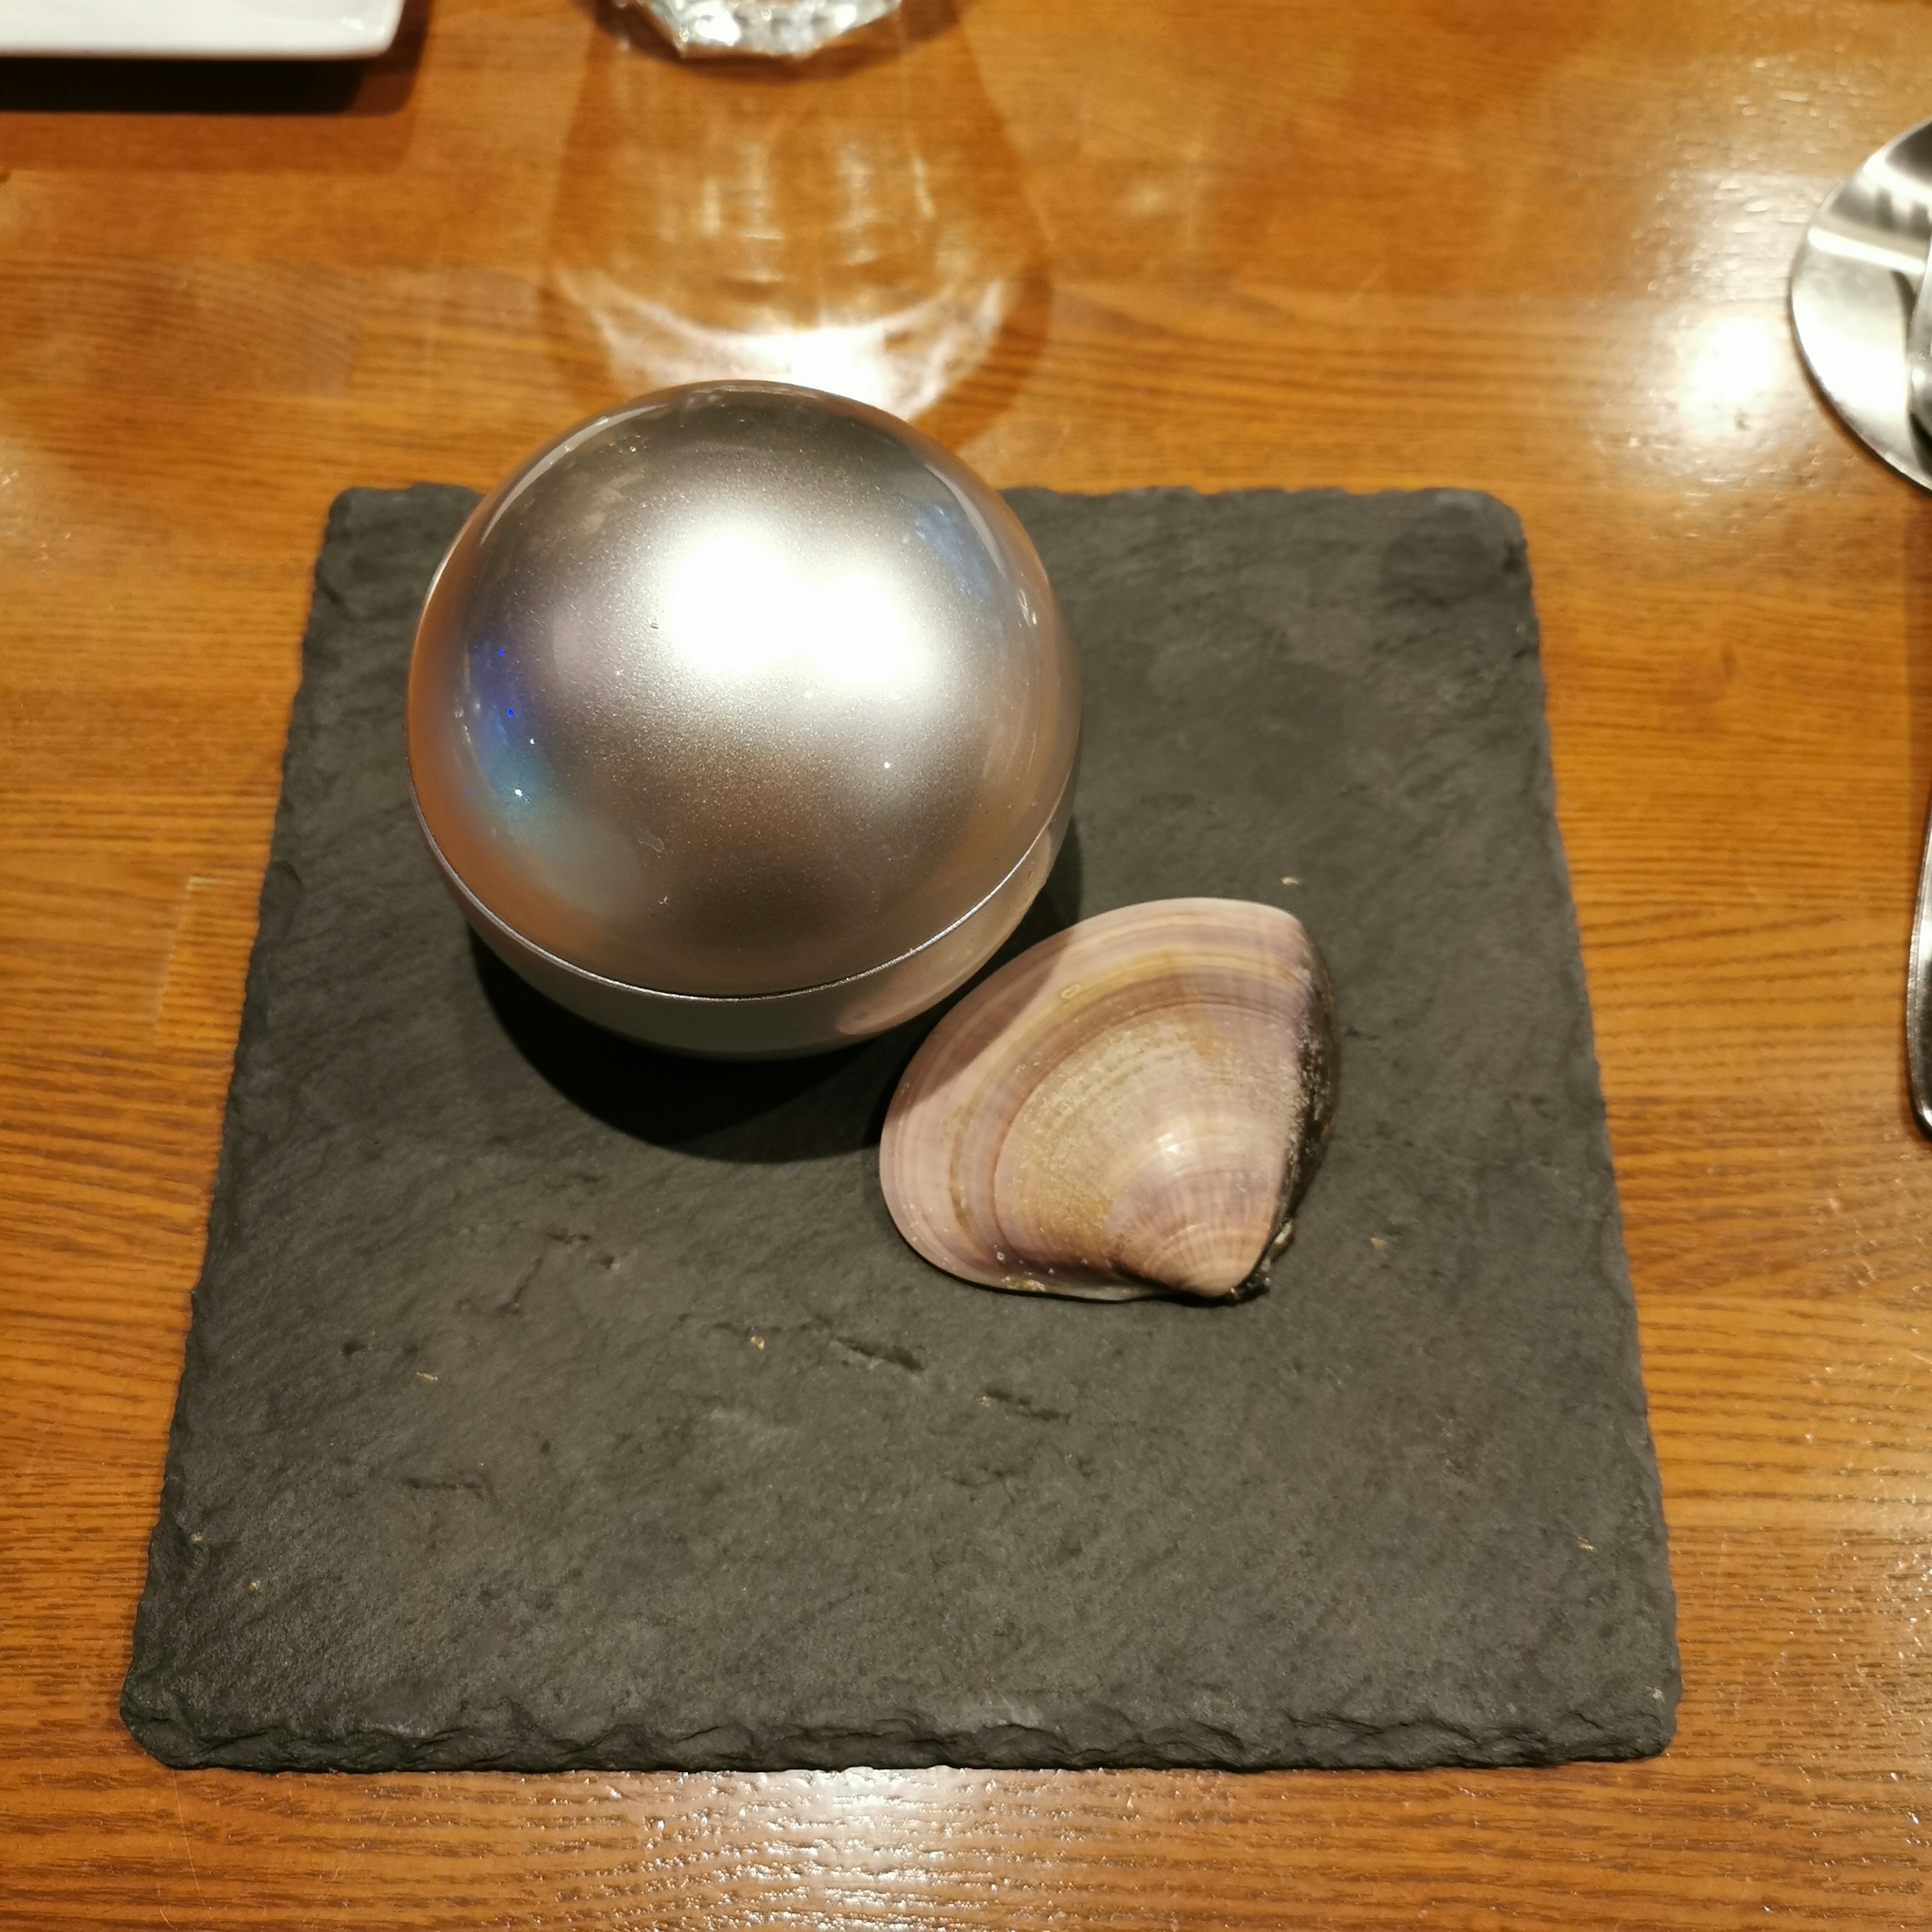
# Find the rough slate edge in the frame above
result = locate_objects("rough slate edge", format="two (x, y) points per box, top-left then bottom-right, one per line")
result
(122, 482), (1679, 1775)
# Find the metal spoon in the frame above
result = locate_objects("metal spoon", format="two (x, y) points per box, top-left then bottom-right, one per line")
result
(1791, 117), (1932, 1133)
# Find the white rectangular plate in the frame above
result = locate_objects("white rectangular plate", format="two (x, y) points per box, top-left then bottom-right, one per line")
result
(0, 0), (405, 59)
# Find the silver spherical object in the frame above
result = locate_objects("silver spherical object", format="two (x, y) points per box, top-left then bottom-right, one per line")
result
(408, 382), (1080, 1057)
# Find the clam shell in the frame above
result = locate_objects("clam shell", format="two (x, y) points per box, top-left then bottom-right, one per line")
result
(879, 898), (1337, 1302)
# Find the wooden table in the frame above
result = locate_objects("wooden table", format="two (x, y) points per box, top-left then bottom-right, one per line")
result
(4, 0), (1929, 1922)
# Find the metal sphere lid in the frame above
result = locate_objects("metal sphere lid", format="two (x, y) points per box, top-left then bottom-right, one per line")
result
(408, 382), (1080, 1051)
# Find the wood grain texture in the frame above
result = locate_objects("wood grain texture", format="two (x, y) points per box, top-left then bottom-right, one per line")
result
(2, 0), (1929, 1921)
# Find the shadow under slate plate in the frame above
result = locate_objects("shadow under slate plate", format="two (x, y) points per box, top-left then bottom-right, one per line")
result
(121, 481), (1677, 1773)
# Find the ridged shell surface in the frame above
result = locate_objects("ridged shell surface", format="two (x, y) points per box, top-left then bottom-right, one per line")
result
(879, 898), (1337, 1302)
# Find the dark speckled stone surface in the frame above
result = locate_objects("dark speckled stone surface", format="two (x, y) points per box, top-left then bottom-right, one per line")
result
(121, 483), (1678, 1773)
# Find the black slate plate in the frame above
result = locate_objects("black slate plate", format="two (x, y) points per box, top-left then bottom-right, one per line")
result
(121, 483), (1679, 1773)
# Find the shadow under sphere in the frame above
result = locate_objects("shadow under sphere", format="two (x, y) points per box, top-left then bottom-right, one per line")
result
(474, 822), (1083, 1160)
